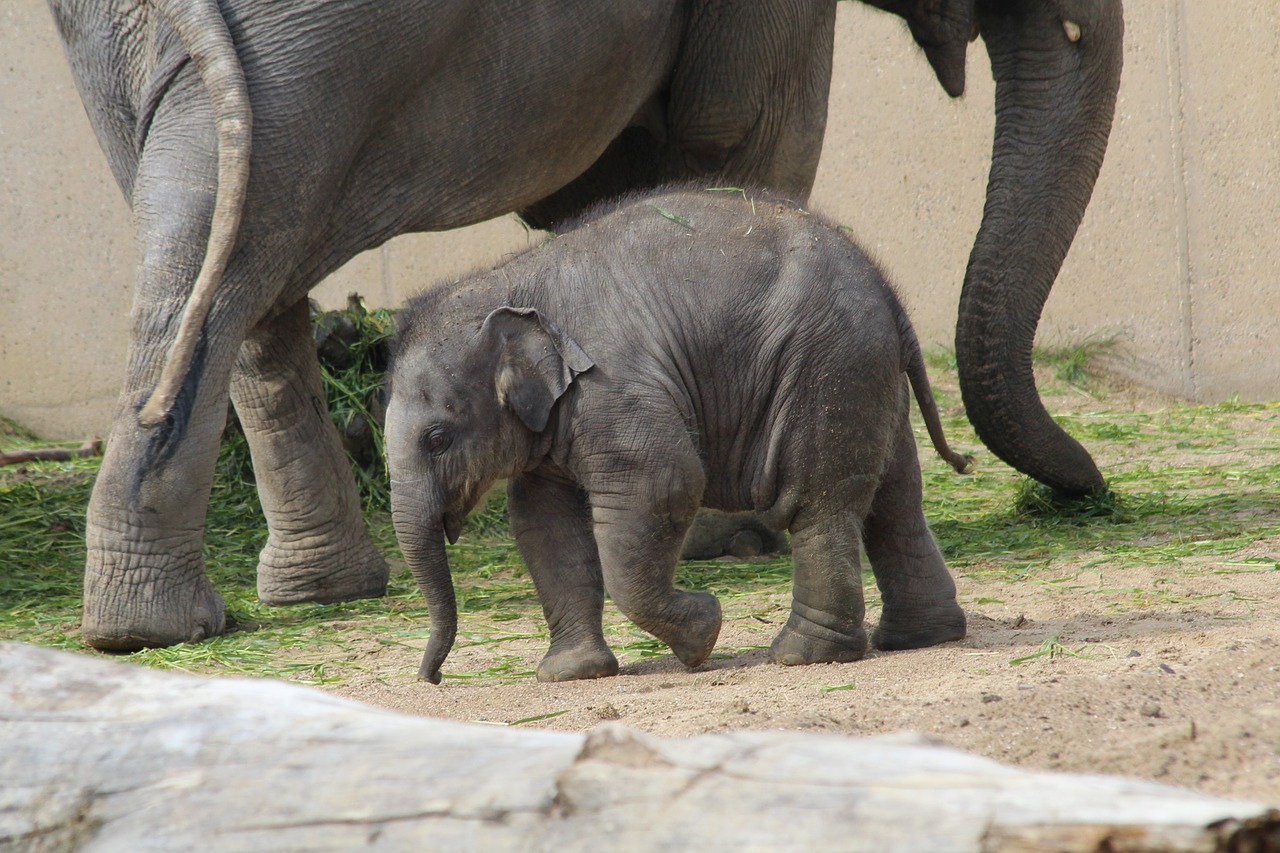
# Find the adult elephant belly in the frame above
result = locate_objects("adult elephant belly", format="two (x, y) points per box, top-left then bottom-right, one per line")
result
(363, 11), (691, 230)
(239, 0), (686, 289)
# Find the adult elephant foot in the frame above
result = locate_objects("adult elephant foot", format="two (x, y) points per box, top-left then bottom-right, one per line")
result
(234, 298), (390, 607)
(82, 514), (227, 651)
(680, 509), (790, 561)
(82, 567), (226, 651)
(256, 536), (389, 605)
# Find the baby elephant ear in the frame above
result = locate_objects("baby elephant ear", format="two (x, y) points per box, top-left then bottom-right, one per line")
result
(481, 307), (595, 432)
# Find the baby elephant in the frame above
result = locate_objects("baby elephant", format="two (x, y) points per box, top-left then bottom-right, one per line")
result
(387, 187), (972, 684)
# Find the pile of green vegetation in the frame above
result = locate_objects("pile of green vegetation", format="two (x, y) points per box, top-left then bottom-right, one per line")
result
(219, 295), (397, 512)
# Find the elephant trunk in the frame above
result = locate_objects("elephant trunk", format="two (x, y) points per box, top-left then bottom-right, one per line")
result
(390, 480), (457, 684)
(956, 1), (1123, 497)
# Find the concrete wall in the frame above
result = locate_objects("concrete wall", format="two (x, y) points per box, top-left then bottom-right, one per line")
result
(3, 2), (1278, 440)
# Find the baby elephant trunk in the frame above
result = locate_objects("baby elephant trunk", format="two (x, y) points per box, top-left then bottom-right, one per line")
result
(390, 484), (457, 684)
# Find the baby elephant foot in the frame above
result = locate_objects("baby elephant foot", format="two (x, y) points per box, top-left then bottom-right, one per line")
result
(536, 643), (620, 683)
(662, 591), (723, 669)
(872, 603), (967, 651)
(770, 609), (868, 666)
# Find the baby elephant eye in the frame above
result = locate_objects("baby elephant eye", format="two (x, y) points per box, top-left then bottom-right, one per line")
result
(423, 429), (452, 456)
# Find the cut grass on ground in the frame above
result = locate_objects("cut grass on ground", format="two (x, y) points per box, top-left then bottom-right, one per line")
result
(1, 352), (1277, 683)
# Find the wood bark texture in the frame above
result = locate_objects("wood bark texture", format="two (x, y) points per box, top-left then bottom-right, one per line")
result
(1, 643), (1276, 852)
(0, 438), (101, 467)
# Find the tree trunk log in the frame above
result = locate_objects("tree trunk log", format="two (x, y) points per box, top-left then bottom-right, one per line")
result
(1, 643), (1275, 852)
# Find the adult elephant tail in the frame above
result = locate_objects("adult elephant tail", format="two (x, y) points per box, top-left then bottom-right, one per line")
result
(956, 0), (1123, 497)
(137, 0), (252, 429)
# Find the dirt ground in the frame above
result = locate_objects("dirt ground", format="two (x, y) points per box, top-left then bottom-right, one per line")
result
(321, 377), (1280, 808)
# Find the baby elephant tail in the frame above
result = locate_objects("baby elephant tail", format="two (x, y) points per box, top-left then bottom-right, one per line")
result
(898, 311), (975, 475)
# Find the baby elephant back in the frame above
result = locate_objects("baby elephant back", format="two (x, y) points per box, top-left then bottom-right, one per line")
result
(547, 187), (906, 379)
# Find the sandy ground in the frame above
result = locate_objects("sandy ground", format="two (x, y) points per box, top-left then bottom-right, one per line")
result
(324, 557), (1280, 806)
(313, 374), (1280, 808)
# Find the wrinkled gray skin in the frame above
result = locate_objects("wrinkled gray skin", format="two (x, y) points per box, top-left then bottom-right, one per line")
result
(387, 189), (974, 684)
(50, 0), (1122, 651)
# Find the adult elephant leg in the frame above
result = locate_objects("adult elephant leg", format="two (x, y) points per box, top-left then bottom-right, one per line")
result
(957, 0), (1123, 497)
(230, 299), (389, 605)
(84, 351), (231, 651)
(82, 71), (239, 650)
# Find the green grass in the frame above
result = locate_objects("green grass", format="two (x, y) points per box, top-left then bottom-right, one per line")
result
(219, 301), (397, 512)
(2, 346), (1278, 684)
(0, 461), (97, 649)
(1008, 636), (1116, 666)
(921, 405), (1280, 576)
(1033, 332), (1125, 391)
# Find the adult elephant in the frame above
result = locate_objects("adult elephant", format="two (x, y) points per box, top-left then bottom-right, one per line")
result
(49, 0), (1123, 650)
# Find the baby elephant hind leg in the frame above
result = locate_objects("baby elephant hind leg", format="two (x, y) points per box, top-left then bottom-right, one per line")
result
(771, 503), (870, 666)
(507, 476), (618, 682)
(865, 416), (966, 651)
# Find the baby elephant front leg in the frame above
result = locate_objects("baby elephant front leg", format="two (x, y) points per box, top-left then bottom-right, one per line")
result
(508, 476), (618, 682)
(771, 506), (870, 666)
(591, 486), (722, 669)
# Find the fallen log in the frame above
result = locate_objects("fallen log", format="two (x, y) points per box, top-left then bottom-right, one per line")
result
(1, 643), (1275, 852)
(0, 437), (101, 467)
